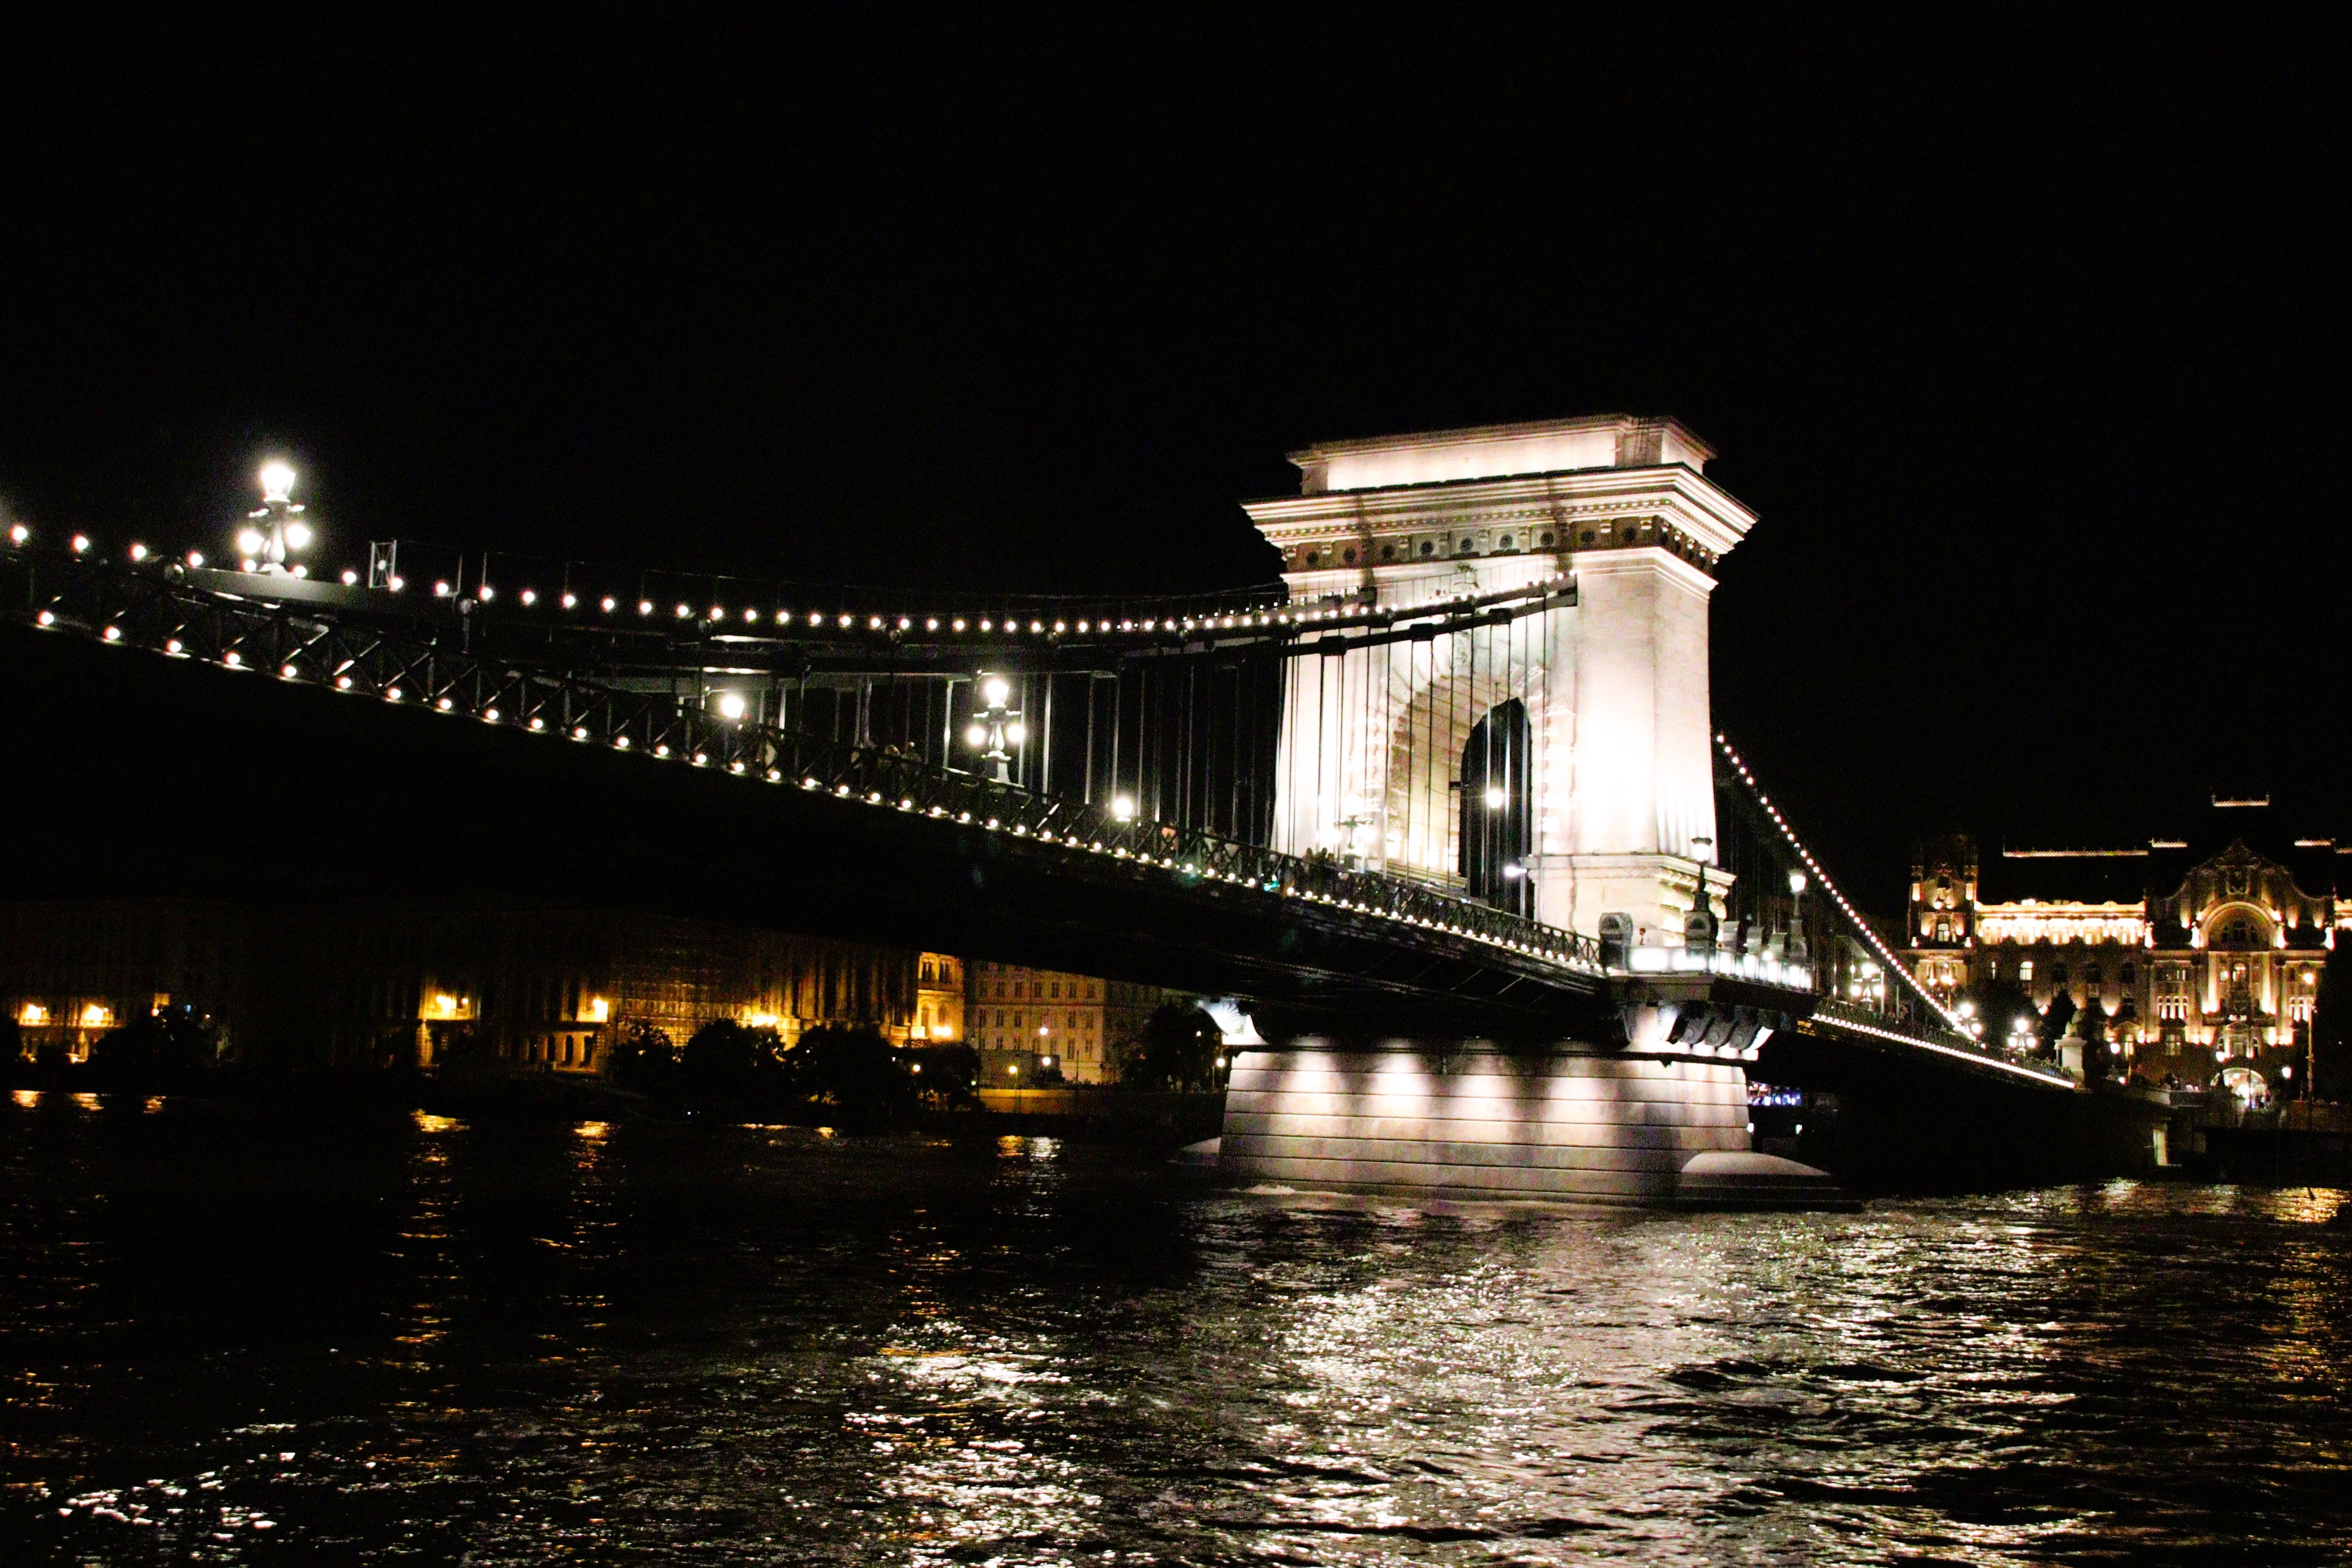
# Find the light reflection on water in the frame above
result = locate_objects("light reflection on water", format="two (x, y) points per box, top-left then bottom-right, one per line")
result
(3, 1102), (2349, 1564)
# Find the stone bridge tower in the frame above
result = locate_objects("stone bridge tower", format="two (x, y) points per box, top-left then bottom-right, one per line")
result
(1245, 414), (1757, 944)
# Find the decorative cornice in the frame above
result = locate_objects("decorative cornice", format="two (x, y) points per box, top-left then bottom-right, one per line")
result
(1241, 465), (1757, 558)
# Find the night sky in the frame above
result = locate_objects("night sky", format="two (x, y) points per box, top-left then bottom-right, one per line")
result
(4, 15), (2345, 913)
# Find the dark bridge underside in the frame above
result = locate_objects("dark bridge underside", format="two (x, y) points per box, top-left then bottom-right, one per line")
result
(2, 627), (1609, 1034)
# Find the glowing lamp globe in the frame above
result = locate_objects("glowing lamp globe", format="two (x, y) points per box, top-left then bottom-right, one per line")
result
(258, 462), (296, 503)
(716, 692), (747, 721)
(236, 528), (267, 557)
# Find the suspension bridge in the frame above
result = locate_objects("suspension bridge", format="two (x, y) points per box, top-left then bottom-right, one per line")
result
(5, 414), (2142, 1199)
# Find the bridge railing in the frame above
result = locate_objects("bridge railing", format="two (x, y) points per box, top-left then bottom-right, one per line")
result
(6, 543), (1603, 974)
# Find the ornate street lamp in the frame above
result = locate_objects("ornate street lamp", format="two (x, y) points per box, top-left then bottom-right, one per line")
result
(236, 461), (313, 575)
(964, 673), (1024, 783)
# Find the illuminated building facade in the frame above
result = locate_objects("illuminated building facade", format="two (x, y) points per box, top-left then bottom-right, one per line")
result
(963, 960), (1173, 1085)
(912, 953), (964, 1043)
(1904, 801), (2338, 1091)
(2, 898), (928, 1073)
(1245, 414), (1754, 943)
(0, 899), (244, 1063)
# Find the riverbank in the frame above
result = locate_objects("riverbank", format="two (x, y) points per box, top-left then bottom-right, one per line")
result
(2, 1068), (1228, 1148)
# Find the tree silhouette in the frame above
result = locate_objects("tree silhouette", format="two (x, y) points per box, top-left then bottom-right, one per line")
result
(607, 1021), (678, 1093)
(2037, 991), (2076, 1056)
(790, 1024), (916, 1122)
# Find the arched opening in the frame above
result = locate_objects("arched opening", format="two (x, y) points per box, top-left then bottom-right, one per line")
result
(1460, 698), (1532, 916)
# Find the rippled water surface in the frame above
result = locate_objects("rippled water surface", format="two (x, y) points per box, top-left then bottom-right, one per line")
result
(4, 1096), (2349, 1565)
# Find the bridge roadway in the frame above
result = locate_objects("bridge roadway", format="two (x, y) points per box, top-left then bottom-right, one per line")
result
(2, 538), (2139, 1193)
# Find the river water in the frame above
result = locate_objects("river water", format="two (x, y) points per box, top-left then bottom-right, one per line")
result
(3, 1094), (2348, 1565)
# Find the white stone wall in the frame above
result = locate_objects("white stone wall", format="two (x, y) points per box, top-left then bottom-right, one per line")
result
(1221, 1047), (1749, 1204)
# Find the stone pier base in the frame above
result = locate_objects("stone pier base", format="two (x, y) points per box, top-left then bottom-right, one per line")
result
(1219, 1045), (1752, 1206)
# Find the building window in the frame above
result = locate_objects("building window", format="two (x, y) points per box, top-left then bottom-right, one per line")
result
(2120, 964), (2137, 989)
(2051, 963), (2069, 984)
(1381, 543), (1396, 561)
(2085, 964), (2102, 986)
(2018, 960), (2033, 981)
(1934, 917), (1951, 943)
(1420, 540), (1435, 557)
(1498, 534), (1514, 551)
(1540, 531), (1556, 547)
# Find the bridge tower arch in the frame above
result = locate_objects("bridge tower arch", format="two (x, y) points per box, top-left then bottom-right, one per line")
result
(1247, 414), (1758, 945)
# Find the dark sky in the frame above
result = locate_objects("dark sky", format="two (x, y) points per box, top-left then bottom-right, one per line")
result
(3, 14), (2346, 912)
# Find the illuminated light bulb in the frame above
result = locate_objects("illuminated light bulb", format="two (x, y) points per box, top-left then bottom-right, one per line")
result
(102, 625), (120, 641)
(237, 529), (267, 557)
(258, 461), (296, 502)
(926, 618), (939, 631)
(336, 675), (352, 690)
(7, 524), (25, 544)
(709, 606), (724, 621)
(1484, 787), (1507, 810)
(966, 723), (988, 746)
(437, 696), (453, 711)
(519, 588), (537, 606)
(953, 619), (966, 632)
(281, 663), (298, 678)
(386, 686), (402, 701)
(1111, 795), (1137, 822)
(573, 726), (588, 739)
(222, 651), (241, 666)
(654, 744), (669, 757)
(386, 573), (402, 590)
(434, 581), (452, 597)
(1005, 722), (1026, 744)
(639, 600), (654, 616)
(675, 604), (691, 618)
(529, 716), (545, 730)
(129, 543), (147, 561)
(562, 593), (578, 609)
(837, 614), (852, 629)
(71, 534), (90, 553)
(602, 597), (618, 613)
(342, 569), (359, 585)
(982, 676), (1011, 706)
(478, 584), (495, 602)
(980, 618), (993, 631)
(614, 735), (630, 749)
(745, 608), (759, 624)
(165, 638), (183, 654)
(283, 521), (312, 550)
(716, 692), (747, 721)
(869, 616), (883, 630)
(483, 708), (499, 723)
(808, 612), (823, 626)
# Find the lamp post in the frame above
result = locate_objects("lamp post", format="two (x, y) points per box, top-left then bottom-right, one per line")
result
(965, 674), (1024, 783)
(1785, 868), (1810, 970)
(237, 462), (312, 575)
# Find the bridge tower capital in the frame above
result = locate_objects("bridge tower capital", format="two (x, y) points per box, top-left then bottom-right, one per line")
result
(1246, 414), (1758, 947)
